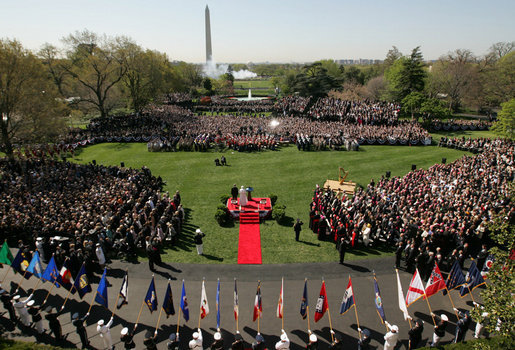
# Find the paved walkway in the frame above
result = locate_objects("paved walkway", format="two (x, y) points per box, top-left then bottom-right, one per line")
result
(0, 257), (483, 349)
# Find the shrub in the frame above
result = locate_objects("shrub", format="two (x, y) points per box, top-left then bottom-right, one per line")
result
(220, 194), (231, 204)
(269, 193), (278, 206)
(215, 209), (228, 225)
(272, 204), (286, 223)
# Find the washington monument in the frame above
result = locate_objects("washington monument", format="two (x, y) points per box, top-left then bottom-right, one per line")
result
(205, 5), (212, 62)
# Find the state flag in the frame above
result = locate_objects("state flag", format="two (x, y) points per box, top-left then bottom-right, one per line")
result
(145, 277), (158, 313)
(163, 280), (175, 317)
(73, 264), (91, 298)
(41, 256), (60, 287)
(57, 259), (73, 290)
(277, 277), (284, 319)
(95, 268), (108, 308)
(425, 263), (446, 298)
(27, 251), (44, 278)
(180, 280), (189, 322)
(200, 279), (209, 319)
(300, 279), (308, 320)
(11, 250), (32, 279)
(339, 276), (355, 315)
(314, 280), (328, 322)
(117, 270), (128, 309)
(0, 242), (14, 265)
(253, 281), (262, 322)
(480, 255), (495, 278)
(234, 279), (239, 321)
(444, 260), (466, 294)
(396, 269), (409, 321)
(373, 274), (386, 323)
(406, 269), (425, 307)
(459, 260), (485, 297)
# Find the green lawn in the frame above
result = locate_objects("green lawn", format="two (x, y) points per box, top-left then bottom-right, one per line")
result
(233, 79), (274, 89)
(72, 141), (472, 264)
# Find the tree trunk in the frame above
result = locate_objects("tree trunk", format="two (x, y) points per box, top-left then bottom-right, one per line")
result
(1, 120), (14, 160)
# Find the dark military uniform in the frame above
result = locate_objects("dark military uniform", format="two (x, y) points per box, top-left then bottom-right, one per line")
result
(72, 313), (90, 348)
(144, 330), (158, 350)
(45, 307), (64, 341)
(0, 290), (17, 322)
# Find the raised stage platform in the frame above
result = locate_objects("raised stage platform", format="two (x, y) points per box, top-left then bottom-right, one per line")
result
(323, 179), (356, 196)
(227, 197), (272, 219)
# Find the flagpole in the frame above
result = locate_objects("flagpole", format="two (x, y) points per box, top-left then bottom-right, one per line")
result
(14, 270), (29, 293)
(43, 282), (57, 305)
(444, 286), (459, 319)
(327, 307), (334, 342)
(423, 291), (436, 326)
(31, 277), (43, 293)
(111, 288), (122, 318)
(352, 276), (361, 339)
(198, 277), (204, 329)
(176, 307), (182, 335)
(467, 285), (477, 303)
(0, 264), (12, 283)
(61, 285), (76, 310)
(87, 286), (98, 313)
(155, 306), (164, 333)
(257, 280), (261, 334)
(306, 305), (311, 331)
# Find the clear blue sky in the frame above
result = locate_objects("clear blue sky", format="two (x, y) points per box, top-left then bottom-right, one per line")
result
(1, 0), (513, 63)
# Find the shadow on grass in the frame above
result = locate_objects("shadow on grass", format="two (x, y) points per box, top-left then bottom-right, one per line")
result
(278, 215), (294, 227)
(202, 253), (224, 262)
(105, 143), (131, 151)
(298, 240), (320, 247)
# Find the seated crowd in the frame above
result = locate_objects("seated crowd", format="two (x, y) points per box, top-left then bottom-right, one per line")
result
(309, 138), (514, 279)
(0, 159), (184, 278)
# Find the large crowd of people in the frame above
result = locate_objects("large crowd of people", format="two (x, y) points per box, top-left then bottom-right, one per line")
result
(0, 158), (184, 277)
(310, 138), (514, 277)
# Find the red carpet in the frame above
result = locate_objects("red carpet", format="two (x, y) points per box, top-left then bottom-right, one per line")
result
(238, 212), (262, 264)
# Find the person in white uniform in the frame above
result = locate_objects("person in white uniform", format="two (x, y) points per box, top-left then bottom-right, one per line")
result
(239, 186), (248, 207)
(189, 328), (203, 349)
(13, 293), (33, 326)
(383, 321), (399, 350)
(275, 329), (290, 350)
(97, 317), (114, 350)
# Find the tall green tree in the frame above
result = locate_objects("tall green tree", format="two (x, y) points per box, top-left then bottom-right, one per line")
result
(293, 62), (339, 98)
(491, 98), (515, 139)
(471, 192), (515, 337)
(61, 30), (127, 118)
(119, 39), (173, 113)
(0, 39), (67, 159)
(385, 46), (427, 101)
(401, 92), (426, 118)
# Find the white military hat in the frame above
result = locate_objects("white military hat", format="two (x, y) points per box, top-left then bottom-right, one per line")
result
(280, 333), (288, 341)
(440, 314), (448, 321)
(121, 327), (129, 335)
(196, 229), (201, 233)
(13, 295), (20, 301)
(309, 334), (317, 342)
(97, 319), (104, 326)
(214, 332), (221, 340)
(27, 300), (35, 307)
(192, 332), (199, 339)
(391, 325), (399, 332)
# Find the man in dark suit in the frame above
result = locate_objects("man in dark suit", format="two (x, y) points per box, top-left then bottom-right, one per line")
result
(231, 184), (238, 200)
(293, 219), (303, 241)
(72, 312), (90, 349)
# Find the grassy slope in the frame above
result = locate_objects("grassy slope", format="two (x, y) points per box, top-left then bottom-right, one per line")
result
(72, 142), (472, 264)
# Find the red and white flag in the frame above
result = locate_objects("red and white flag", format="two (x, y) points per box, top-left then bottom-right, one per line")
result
(253, 282), (262, 322)
(200, 279), (209, 319)
(234, 279), (239, 321)
(406, 269), (425, 307)
(425, 263), (446, 297)
(277, 278), (284, 318)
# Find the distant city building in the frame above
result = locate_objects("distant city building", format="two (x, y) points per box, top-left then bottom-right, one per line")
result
(337, 59), (383, 65)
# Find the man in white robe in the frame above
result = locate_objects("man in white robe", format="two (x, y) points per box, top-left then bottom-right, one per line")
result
(239, 186), (248, 207)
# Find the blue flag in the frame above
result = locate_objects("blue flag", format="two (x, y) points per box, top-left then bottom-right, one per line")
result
(444, 260), (466, 294)
(180, 280), (189, 321)
(300, 279), (308, 320)
(145, 277), (158, 313)
(41, 256), (60, 287)
(27, 251), (44, 278)
(340, 276), (355, 315)
(95, 268), (108, 308)
(459, 260), (485, 297)
(73, 264), (92, 298)
(11, 250), (32, 279)
(216, 279), (221, 328)
(163, 281), (175, 317)
(373, 274), (386, 324)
